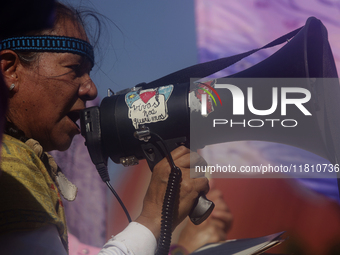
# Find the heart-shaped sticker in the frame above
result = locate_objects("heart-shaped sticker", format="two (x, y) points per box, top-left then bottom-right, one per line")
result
(140, 91), (156, 104)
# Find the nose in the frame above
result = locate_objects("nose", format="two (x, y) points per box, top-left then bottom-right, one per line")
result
(79, 75), (98, 101)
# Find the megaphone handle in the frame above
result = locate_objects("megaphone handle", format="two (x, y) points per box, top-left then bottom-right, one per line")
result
(189, 193), (215, 225)
(142, 139), (214, 225)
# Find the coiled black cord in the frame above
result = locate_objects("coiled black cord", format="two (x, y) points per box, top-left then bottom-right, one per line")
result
(156, 165), (181, 255)
(150, 132), (182, 255)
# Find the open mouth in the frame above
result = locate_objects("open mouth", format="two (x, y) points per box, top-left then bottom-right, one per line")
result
(67, 111), (80, 129)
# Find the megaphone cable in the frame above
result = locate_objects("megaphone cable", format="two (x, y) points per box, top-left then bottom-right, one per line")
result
(125, 125), (183, 254)
(105, 180), (132, 223)
(148, 131), (182, 255)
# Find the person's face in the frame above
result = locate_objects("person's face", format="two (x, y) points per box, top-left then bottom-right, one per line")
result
(9, 18), (97, 151)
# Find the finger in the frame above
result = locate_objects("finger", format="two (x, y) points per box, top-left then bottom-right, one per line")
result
(211, 208), (232, 220)
(175, 152), (205, 169)
(170, 147), (207, 169)
(154, 146), (190, 170)
(180, 175), (210, 198)
(210, 211), (233, 231)
(206, 190), (230, 212)
(170, 145), (190, 161)
(211, 201), (229, 214)
(194, 177), (210, 195)
(189, 153), (208, 178)
(189, 152), (208, 168)
(209, 178), (216, 189)
(208, 217), (228, 230)
(206, 189), (223, 200)
(212, 198), (230, 211)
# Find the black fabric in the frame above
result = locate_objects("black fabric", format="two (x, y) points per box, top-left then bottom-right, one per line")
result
(146, 27), (302, 88)
(5, 121), (28, 143)
(0, 0), (55, 39)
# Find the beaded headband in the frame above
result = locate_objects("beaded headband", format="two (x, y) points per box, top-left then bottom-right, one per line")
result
(0, 35), (94, 66)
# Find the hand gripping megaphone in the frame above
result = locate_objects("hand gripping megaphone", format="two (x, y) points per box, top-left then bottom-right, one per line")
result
(80, 16), (340, 254)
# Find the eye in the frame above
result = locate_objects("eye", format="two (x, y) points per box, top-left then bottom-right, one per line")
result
(68, 64), (80, 71)
(65, 57), (92, 77)
(66, 64), (83, 76)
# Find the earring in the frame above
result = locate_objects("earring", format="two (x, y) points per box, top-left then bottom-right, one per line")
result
(9, 84), (15, 91)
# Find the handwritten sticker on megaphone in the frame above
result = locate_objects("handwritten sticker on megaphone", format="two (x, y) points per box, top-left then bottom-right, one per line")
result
(125, 85), (174, 129)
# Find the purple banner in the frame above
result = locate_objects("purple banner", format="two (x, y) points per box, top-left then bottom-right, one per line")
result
(195, 0), (340, 202)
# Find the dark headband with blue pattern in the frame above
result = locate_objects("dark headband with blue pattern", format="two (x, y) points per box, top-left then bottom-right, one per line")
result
(0, 35), (94, 66)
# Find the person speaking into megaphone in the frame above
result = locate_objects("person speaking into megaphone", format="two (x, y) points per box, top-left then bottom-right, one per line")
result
(0, 2), (210, 255)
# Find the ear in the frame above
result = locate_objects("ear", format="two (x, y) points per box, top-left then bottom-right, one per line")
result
(0, 50), (20, 91)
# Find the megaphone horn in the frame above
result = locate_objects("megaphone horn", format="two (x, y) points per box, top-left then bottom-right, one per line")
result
(221, 17), (340, 168)
(189, 17), (340, 192)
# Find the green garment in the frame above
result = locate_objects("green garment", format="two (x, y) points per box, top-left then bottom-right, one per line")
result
(0, 134), (68, 252)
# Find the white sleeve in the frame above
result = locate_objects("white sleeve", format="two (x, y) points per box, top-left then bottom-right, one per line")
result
(0, 222), (157, 255)
(98, 222), (157, 255)
(0, 224), (68, 255)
